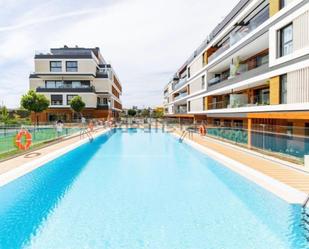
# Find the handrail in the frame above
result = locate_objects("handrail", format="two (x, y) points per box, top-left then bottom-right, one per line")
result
(303, 195), (309, 208)
(80, 128), (94, 142)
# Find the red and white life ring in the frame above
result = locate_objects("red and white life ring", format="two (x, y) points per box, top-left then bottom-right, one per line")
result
(199, 125), (206, 136)
(15, 129), (32, 150)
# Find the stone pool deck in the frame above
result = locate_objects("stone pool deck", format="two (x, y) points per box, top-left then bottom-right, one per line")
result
(0, 128), (109, 186)
(175, 130), (309, 204)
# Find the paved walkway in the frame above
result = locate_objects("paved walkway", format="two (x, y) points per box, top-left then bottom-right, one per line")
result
(0, 128), (108, 184)
(179, 131), (309, 194)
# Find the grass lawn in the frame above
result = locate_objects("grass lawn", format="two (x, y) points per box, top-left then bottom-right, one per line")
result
(0, 127), (80, 159)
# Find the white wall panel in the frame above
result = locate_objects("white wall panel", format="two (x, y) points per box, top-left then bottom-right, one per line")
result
(190, 98), (203, 112)
(287, 67), (309, 103)
(293, 10), (309, 51)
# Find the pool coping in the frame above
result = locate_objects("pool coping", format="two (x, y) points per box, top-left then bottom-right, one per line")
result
(172, 132), (309, 205)
(0, 128), (111, 187)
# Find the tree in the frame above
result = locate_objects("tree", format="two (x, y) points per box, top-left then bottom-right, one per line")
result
(20, 90), (49, 125)
(0, 106), (9, 124)
(69, 96), (85, 119)
(152, 107), (164, 119)
(128, 109), (137, 117)
(141, 108), (150, 118)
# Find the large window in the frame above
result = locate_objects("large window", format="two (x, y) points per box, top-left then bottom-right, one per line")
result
(67, 95), (77, 105)
(51, 95), (63, 105)
(45, 81), (63, 88)
(280, 74), (288, 104)
(278, 24), (293, 57)
(66, 61), (78, 72)
(50, 61), (62, 72)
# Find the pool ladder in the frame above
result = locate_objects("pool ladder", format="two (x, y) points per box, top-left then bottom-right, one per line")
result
(302, 195), (309, 241)
(80, 128), (94, 142)
(179, 130), (190, 143)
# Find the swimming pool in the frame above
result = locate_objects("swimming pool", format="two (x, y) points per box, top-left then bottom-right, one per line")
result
(0, 129), (308, 249)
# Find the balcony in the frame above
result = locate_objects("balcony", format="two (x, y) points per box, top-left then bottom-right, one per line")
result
(175, 105), (188, 114)
(208, 41), (230, 63)
(230, 6), (269, 46)
(97, 104), (109, 110)
(174, 92), (188, 101)
(208, 56), (269, 87)
(173, 77), (187, 91)
(207, 6), (269, 63)
(37, 86), (95, 93)
(208, 92), (270, 110)
(96, 66), (112, 79)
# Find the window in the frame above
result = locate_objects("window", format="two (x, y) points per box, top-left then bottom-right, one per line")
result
(188, 101), (191, 112)
(46, 81), (55, 88)
(72, 81), (81, 88)
(280, 0), (294, 9)
(201, 75), (205, 89)
(51, 95), (63, 105)
(202, 52), (207, 66)
(233, 120), (243, 128)
(45, 81), (64, 88)
(67, 95), (77, 105)
(55, 81), (64, 88)
(214, 119), (220, 126)
(278, 24), (293, 57)
(188, 67), (191, 78)
(66, 61), (78, 72)
(224, 120), (231, 127)
(256, 54), (269, 67)
(280, 74), (288, 104)
(50, 61), (62, 72)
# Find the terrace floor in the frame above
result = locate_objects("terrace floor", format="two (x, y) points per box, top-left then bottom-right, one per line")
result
(177, 130), (309, 195)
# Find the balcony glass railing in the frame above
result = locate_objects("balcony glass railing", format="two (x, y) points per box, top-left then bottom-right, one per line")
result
(175, 106), (187, 114)
(208, 6), (269, 63)
(173, 77), (187, 91)
(230, 7), (269, 46)
(174, 92), (188, 101)
(208, 55), (269, 86)
(37, 85), (95, 92)
(208, 42), (230, 63)
(208, 94), (270, 110)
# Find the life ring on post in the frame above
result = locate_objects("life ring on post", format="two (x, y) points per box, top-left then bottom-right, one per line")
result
(199, 125), (206, 136)
(15, 129), (32, 150)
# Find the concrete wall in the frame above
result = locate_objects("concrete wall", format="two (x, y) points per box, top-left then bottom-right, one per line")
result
(189, 98), (203, 112)
(189, 76), (203, 94)
(189, 55), (203, 77)
(35, 59), (97, 74)
(92, 79), (112, 92)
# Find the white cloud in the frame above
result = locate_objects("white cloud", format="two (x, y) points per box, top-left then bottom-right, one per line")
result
(0, 0), (238, 108)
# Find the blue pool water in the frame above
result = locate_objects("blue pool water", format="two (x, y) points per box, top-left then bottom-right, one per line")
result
(0, 129), (308, 249)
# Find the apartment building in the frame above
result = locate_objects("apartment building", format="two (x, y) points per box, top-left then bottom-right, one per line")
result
(29, 46), (122, 122)
(164, 0), (309, 161)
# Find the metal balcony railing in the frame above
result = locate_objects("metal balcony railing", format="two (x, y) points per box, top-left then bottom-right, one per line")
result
(37, 86), (95, 93)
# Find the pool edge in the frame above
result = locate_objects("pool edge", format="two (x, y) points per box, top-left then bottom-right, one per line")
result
(0, 128), (111, 187)
(172, 132), (308, 204)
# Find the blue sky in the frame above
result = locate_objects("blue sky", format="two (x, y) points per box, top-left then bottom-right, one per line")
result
(0, 0), (238, 108)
